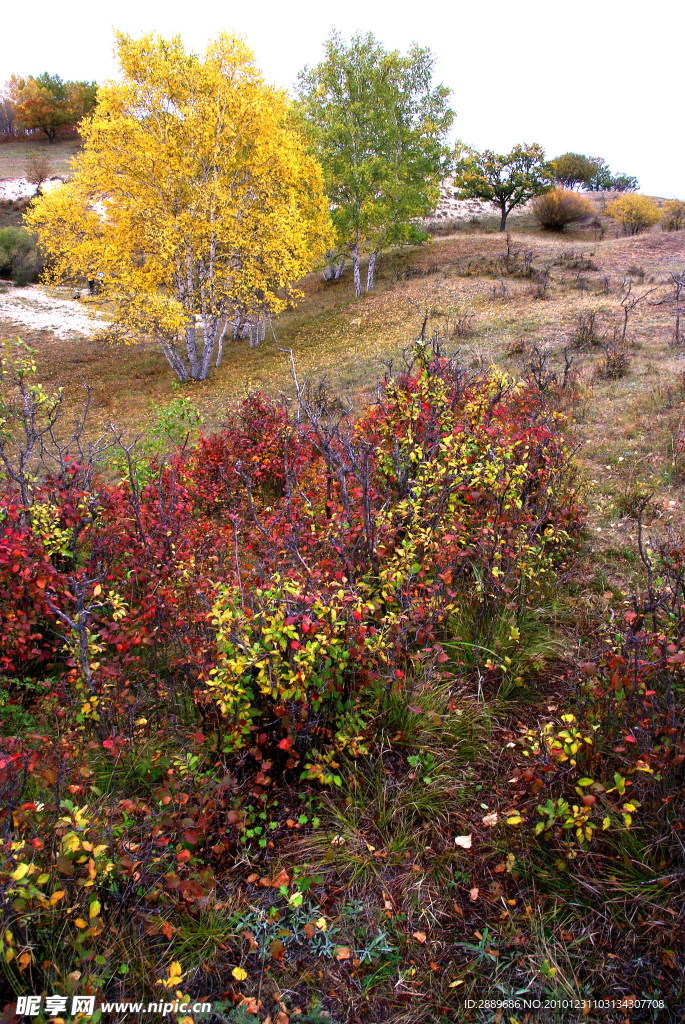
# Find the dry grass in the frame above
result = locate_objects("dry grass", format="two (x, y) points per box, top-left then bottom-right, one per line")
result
(0, 138), (81, 179)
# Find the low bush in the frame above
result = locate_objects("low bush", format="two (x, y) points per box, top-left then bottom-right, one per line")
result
(533, 188), (594, 231)
(662, 199), (685, 232)
(0, 337), (583, 1007)
(597, 340), (631, 379)
(605, 194), (661, 236)
(571, 310), (601, 349)
(0, 226), (43, 285)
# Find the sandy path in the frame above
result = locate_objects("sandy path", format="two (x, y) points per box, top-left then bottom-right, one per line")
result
(0, 284), (109, 339)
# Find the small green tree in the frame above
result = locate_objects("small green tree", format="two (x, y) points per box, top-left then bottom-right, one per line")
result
(586, 157), (638, 192)
(550, 153), (599, 189)
(605, 194), (661, 235)
(453, 142), (552, 231)
(297, 32), (454, 296)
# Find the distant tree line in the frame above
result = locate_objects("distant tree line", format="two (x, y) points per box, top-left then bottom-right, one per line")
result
(451, 146), (640, 231)
(549, 152), (639, 193)
(0, 72), (98, 142)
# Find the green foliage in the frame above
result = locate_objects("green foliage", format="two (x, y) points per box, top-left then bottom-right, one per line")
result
(533, 188), (594, 231)
(0, 226), (42, 285)
(549, 153), (599, 189)
(297, 32), (454, 294)
(112, 395), (202, 487)
(453, 141), (553, 230)
(585, 157), (638, 192)
(0, 677), (42, 734)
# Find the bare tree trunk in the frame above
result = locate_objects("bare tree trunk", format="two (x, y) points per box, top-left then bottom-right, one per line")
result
(352, 244), (362, 298)
(322, 256), (346, 282)
(366, 252), (377, 292)
(199, 322), (220, 380)
(185, 324), (199, 378)
(157, 336), (190, 382)
(215, 319), (229, 367)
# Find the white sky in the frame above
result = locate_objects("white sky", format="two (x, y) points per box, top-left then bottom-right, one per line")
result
(3, 0), (682, 198)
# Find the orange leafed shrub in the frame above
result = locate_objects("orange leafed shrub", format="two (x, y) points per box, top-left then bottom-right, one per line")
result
(533, 188), (594, 231)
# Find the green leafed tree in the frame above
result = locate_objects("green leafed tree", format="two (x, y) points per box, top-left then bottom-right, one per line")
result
(550, 152), (599, 190)
(453, 142), (553, 231)
(297, 32), (455, 296)
(586, 157), (639, 193)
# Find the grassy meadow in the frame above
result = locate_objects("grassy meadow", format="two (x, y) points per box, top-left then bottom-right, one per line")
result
(0, 138), (81, 180)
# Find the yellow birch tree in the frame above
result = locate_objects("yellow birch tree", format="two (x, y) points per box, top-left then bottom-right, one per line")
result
(27, 33), (332, 382)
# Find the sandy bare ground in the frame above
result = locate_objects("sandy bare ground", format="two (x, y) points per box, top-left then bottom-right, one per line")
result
(0, 176), (64, 202)
(0, 284), (109, 340)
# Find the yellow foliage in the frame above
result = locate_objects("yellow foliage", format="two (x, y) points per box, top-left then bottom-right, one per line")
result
(27, 32), (333, 382)
(605, 194), (661, 235)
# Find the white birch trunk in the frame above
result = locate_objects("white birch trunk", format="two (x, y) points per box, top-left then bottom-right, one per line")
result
(352, 244), (362, 298)
(366, 252), (377, 292)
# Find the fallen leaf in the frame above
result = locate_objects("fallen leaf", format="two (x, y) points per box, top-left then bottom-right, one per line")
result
(454, 834), (472, 849)
(232, 966), (248, 981)
(412, 930), (427, 943)
(482, 811), (499, 827)
(269, 939), (285, 961)
(334, 946), (351, 961)
(469, 887), (479, 901)
(237, 997), (261, 1014)
(270, 868), (290, 888)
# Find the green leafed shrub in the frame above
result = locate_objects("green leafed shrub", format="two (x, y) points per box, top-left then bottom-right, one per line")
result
(0, 226), (43, 285)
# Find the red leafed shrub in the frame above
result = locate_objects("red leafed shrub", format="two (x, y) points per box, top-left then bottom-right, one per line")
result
(0, 345), (581, 781)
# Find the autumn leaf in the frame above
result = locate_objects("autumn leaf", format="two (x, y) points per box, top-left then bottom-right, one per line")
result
(412, 930), (427, 943)
(334, 946), (351, 960)
(17, 952), (32, 971)
(27, 34), (333, 384)
(454, 834), (472, 849)
(269, 868), (290, 888)
(231, 966), (248, 981)
(269, 939), (285, 961)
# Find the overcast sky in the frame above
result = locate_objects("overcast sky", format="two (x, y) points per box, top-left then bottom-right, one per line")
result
(3, 0), (682, 198)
